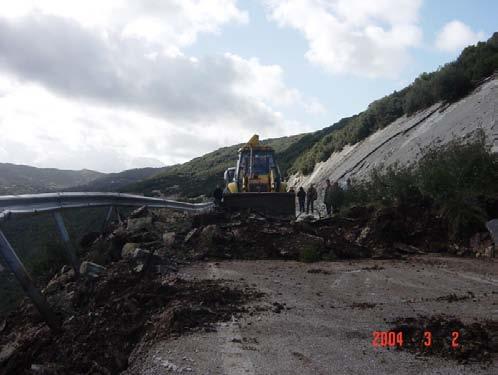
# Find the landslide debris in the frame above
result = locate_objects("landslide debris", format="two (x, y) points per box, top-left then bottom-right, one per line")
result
(0, 261), (261, 374)
(0, 206), (268, 374)
(391, 315), (498, 364)
(0, 200), (491, 374)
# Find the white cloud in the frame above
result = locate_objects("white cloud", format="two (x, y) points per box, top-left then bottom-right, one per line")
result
(0, 0), (248, 52)
(0, 8), (320, 172)
(435, 20), (485, 53)
(264, 0), (422, 78)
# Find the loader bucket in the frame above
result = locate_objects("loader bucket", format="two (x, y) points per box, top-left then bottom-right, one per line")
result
(222, 192), (295, 218)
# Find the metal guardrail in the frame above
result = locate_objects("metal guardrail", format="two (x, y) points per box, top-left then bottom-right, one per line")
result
(0, 192), (214, 221)
(0, 192), (214, 330)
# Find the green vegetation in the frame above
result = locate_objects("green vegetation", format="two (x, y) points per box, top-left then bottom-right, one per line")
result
(299, 245), (321, 263)
(343, 131), (498, 239)
(125, 134), (305, 197)
(288, 32), (498, 175)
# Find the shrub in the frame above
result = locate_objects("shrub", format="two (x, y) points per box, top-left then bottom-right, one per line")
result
(342, 132), (498, 240)
(299, 245), (321, 263)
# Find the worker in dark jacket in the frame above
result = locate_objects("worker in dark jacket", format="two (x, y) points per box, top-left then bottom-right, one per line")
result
(325, 180), (344, 215)
(297, 187), (306, 213)
(213, 185), (223, 206)
(306, 184), (317, 214)
(324, 179), (333, 216)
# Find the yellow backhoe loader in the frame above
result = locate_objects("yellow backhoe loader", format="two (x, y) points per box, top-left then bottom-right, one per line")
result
(222, 135), (295, 217)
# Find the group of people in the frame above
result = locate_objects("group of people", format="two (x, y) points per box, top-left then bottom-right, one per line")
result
(296, 179), (343, 216)
(214, 177), (346, 216)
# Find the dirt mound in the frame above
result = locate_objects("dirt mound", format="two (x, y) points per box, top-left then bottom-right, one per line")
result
(0, 261), (262, 375)
(391, 315), (498, 364)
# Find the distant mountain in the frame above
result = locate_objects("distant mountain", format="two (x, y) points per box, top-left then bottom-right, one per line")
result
(71, 167), (168, 192)
(0, 163), (104, 195)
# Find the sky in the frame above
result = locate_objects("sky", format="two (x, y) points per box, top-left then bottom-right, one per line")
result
(0, 1), (496, 173)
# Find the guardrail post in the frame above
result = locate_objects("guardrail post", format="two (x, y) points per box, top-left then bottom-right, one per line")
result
(115, 207), (123, 224)
(53, 211), (80, 276)
(101, 206), (114, 233)
(0, 229), (61, 331)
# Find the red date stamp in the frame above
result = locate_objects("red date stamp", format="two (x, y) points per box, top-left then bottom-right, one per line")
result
(372, 331), (460, 348)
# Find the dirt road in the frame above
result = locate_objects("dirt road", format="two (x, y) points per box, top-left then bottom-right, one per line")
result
(127, 255), (498, 375)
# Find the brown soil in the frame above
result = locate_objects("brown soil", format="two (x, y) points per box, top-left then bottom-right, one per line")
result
(391, 315), (498, 364)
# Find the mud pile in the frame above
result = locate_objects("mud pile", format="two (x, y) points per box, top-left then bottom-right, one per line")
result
(391, 315), (498, 364)
(180, 205), (452, 261)
(0, 260), (262, 374)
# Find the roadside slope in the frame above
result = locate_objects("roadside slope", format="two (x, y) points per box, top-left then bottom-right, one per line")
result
(289, 75), (498, 195)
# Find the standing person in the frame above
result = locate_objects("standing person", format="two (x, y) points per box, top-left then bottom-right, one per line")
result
(297, 187), (306, 213)
(331, 181), (344, 214)
(306, 184), (317, 214)
(213, 185), (223, 206)
(324, 179), (333, 216)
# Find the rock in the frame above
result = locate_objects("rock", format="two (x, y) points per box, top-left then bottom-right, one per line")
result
(129, 206), (149, 218)
(184, 228), (199, 243)
(470, 231), (495, 258)
(485, 219), (498, 246)
(163, 232), (176, 247)
(44, 267), (76, 294)
(484, 246), (495, 258)
(122, 243), (140, 258)
(355, 226), (371, 245)
(134, 264), (145, 273)
(199, 224), (222, 247)
(80, 261), (106, 278)
(127, 216), (153, 232)
(393, 243), (423, 254)
(133, 248), (151, 259)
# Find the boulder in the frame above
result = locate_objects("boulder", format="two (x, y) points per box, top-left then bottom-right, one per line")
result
(121, 243), (140, 258)
(163, 232), (176, 247)
(470, 231), (495, 258)
(199, 224), (222, 245)
(127, 216), (152, 232)
(80, 261), (106, 278)
(485, 219), (498, 246)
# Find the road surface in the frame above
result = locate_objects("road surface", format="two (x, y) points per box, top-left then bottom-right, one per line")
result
(127, 255), (498, 375)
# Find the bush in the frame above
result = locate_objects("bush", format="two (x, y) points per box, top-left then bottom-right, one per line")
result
(342, 132), (498, 239)
(299, 245), (321, 263)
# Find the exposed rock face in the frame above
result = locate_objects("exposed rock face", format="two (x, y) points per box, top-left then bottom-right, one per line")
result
(289, 77), (498, 200)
